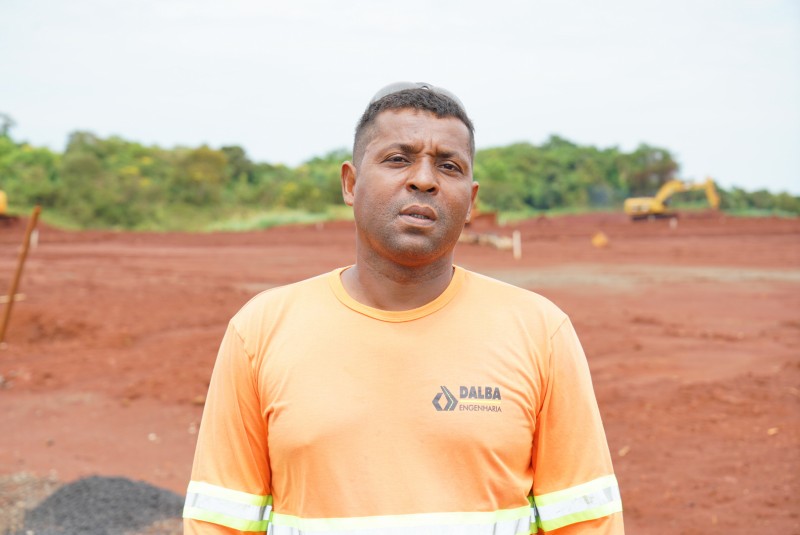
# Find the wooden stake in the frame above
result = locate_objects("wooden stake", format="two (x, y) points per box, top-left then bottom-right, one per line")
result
(512, 230), (522, 260)
(0, 206), (41, 344)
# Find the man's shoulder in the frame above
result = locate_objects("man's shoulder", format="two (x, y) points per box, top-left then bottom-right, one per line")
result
(231, 269), (335, 326)
(460, 268), (565, 315)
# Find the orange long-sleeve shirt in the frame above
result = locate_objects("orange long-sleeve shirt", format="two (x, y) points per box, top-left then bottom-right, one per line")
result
(184, 267), (623, 534)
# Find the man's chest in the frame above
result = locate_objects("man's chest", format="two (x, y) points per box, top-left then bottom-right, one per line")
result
(259, 322), (544, 480)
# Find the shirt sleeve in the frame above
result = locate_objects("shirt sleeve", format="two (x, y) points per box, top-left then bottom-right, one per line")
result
(530, 316), (624, 533)
(183, 321), (273, 534)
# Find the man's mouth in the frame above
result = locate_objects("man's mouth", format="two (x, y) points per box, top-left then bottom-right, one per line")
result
(400, 205), (437, 222)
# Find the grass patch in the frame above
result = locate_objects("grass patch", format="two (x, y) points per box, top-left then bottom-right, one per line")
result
(27, 208), (84, 231)
(205, 206), (354, 232)
(10, 204), (355, 232)
(496, 206), (617, 224)
(722, 208), (799, 219)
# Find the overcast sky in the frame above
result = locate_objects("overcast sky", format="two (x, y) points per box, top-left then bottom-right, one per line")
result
(2, 0), (799, 194)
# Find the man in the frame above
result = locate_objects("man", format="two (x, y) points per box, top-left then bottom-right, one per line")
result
(183, 82), (624, 534)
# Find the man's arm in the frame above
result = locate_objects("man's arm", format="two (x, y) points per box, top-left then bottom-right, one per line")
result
(530, 317), (624, 533)
(184, 321), (272, 534)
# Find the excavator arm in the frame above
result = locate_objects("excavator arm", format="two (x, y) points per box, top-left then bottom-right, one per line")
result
(702, 179), (720, 209)
(624, 177), (719, 219)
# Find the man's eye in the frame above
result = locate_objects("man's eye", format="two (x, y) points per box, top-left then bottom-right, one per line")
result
(441, 162), (460, 172)
(386, 156), (407, 163)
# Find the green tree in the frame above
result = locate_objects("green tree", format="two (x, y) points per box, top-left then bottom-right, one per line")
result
(171, 146), (228, 204)
(221, 145), (254, 184)
(619, 144), (679, 196)
(0, 113), (16, 138)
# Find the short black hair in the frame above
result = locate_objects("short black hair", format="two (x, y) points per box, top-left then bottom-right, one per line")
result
(352, 88), (475, 166)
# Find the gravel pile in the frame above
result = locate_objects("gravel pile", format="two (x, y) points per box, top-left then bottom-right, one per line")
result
(10, 476), (183, 535)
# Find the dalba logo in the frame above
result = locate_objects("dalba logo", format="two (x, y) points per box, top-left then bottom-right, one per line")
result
(432, 385), (502, 413)
(432, 386), (458, 411)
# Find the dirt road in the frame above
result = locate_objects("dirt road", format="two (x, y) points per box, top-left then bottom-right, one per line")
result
(1, 213), (798, 533)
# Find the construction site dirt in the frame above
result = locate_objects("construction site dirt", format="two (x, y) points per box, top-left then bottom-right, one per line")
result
(1, 212), (798, 534)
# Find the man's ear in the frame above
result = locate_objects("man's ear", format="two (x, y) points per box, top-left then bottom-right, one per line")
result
(341, 161), (356, 207)
(466, 181), (479, 222)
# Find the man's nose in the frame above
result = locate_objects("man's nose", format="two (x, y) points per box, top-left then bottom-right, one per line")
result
(407, 161), (438, 193)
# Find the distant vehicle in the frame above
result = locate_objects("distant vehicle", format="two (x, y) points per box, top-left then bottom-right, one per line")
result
(0, 190), (19, 224)
(624, 178), (720, 220)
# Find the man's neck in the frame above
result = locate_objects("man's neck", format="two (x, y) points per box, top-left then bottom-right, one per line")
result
(340, 253), (455, 311)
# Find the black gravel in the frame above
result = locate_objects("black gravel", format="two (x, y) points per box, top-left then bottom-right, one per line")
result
(12, 476), (183, 535)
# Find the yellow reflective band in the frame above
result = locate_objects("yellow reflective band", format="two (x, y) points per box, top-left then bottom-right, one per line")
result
(183, 480), (273, 531)
(534, 474), (619, 506)
(539, 501), (621, 532)
(270, 505), (532, 535)
(183, 505), (269, 532)
(531, 474), (622, 531)
(186, 480), (271, 506)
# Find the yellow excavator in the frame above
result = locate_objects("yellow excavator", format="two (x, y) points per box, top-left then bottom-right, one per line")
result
(0, 190), (18, 225)
(624, 177), (720, 220)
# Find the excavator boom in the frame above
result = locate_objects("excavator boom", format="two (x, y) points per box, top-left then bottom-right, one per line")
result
(624, 178), (719, 219)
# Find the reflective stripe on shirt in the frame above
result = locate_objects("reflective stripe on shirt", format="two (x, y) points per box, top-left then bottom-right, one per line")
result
(269, 506), (532, 535)
(184, 480), (272, 532)
(185, 488), (532, 535)
(530, 474), (622, 532)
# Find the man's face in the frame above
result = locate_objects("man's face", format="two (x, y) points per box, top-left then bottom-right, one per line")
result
(341, 108), (478, 268)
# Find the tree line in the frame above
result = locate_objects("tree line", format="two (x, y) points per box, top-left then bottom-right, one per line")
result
(1, 127), (797, 230)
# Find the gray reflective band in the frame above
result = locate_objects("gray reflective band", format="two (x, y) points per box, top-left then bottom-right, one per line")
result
(536, 484), (621, 521)
(186, 491), (272, 522)
(269, 515), (530, 535)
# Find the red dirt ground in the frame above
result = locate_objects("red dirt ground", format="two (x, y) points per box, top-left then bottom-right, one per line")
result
(0, 212), (798, 534)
